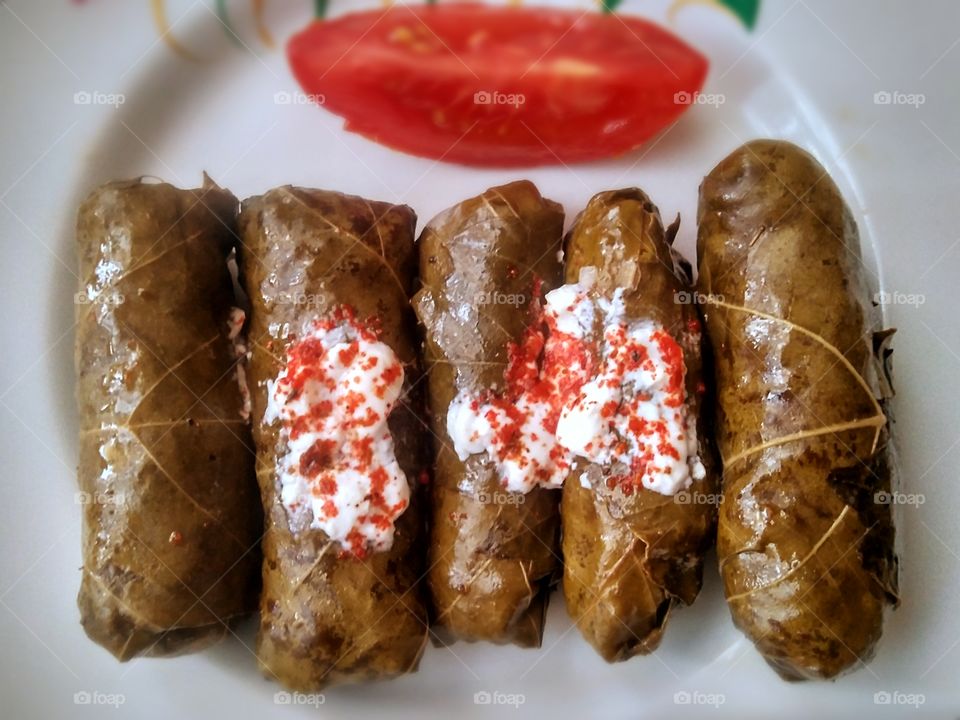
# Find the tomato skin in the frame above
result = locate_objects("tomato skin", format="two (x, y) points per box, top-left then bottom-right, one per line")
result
(288, 4), (708, 167)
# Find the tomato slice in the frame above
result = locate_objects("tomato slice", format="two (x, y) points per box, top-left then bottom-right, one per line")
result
(288, 3), (708, 167)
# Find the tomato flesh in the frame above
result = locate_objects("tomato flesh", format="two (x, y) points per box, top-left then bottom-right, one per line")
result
(288, 3), (708, 167)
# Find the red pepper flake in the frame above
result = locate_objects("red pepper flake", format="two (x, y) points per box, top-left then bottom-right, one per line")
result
(364, 314), (384, 337)
(368, 467), (389, 510)
(313, 475), (337, 496)
(658, 441), (681, 461)
(367, 513), (392, 530)
(168, 530), (183, 546)
(352, 436), (374, 467)
(380, 363), (401, 383)
(343, 529), (369, 559)
(631, 457), (648, 478)
(299, 439), (337, 478)
(654, 331), (685, 394)
(289, 400), (333, 441)
(342, 389), (361, 414)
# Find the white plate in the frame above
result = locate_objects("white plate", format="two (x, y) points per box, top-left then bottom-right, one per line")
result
(1, 0), (958, 717)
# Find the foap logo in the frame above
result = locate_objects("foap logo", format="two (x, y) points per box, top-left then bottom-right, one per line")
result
(474, 90), (525, 108)
(874, 491), (925, 507)
(674, 290), (723, 305)
(874, 290), (925, 307)
(476, 291), (526, 307)
(275, 291), (327, 309)
(673, 690), (725, 707)
(476, 491), (525, 507)
(73, 691), (125, 707)
(674, 491), (723, 506)
(74, 291), (125, 307)
(75, 491), (126, 507)
(674, 90), (725, 107)
(873, 90), (925, 108)
(73, 90), (125, 108)
(274, 90), (326, 106)
(273, 691), (325, 707)
(874, 690), (925, 707)
(473, 690), (526, 708)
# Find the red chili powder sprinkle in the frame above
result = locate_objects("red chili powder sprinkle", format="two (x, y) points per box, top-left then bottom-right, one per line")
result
(299, 439), (337, 478)
(275, 306), (409, 559)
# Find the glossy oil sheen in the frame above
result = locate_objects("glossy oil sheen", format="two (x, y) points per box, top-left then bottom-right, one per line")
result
(240, 187), (428, 691)
(561, 188), (718, 662)
(74, 178), (261, 660)
(697, 140), (899, 680)
(414, 180), (565, 647)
